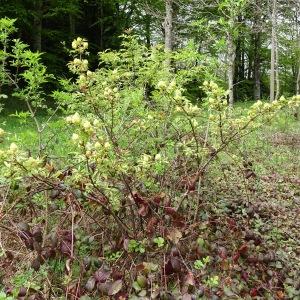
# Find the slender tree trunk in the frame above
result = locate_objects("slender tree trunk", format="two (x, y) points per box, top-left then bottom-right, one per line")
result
(234, 36), (241, 100)
(296, 18), (300, 95)
(295, 16), (300, 119)
(241, 48), (245, 79)
(236, 16), (245, 82)
(295, 55), (300, 119)
(248, 53), (252, 80)
(297, 55), (300, 95)
(33, 0), (43, 52)
(254, 32), (261, 100)
(228, 31), (236, 106)
(270, 0), (277, 102)
(145, 15), (151, 48)
(275, 33), (280, 100)
(143, 15), (153, 105)
(164, 0), (173, 68)
(296, 65), (300, 95)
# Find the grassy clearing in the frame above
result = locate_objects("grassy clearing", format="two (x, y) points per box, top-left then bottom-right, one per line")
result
(0, 113), (72, 157)
(248, 110), (300, 176)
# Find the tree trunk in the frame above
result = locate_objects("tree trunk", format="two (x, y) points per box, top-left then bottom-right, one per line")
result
(296, 65), (300, 96)
(294, 45), (300, 119)
(295, 53), (300, 119)
(248, 54), (252, 80)
(275, 32), (280, 100)
(33, 0), (43, 52)
(234, 36), (241, 100)
(241, 48), (245, 80)
(228, 32), (236, 107)
(164, 0), (173, 68)
(270, 0), (277, 102)
(254, 32), (261, 100)
(296, 17), (300, 95)
(296, 36), (300, 95)
(145, 15), (151, 48)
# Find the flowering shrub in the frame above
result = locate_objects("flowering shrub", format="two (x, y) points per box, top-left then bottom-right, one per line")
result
(1, 29), (300, 298)
(0, 18), (55, 153)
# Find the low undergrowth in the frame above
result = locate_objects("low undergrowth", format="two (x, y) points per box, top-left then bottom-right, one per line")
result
(0, 139), (299, 299)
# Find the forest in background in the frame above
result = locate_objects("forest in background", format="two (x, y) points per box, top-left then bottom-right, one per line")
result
(1, 0), (300, 104)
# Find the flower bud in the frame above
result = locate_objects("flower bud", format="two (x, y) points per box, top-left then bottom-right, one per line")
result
(104, 142), (111, 149)
(72, 40), (77, 49)
(93, 119), (100, 126)
(157, 81), (167, 90)
(72, 112), (81, 124)
(72, 133), (80, 142)
(9, 143), (18, 153)
(82, 120), (92, 130)
(155, 153), (161, 160)
(94, 142), (101, 149)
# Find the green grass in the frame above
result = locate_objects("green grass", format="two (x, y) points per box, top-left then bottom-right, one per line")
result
(245, 109), (300, 176)
(0, 113), (73, 157)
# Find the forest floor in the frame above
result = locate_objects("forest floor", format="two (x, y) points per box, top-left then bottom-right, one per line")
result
(0, 104), (300, 299)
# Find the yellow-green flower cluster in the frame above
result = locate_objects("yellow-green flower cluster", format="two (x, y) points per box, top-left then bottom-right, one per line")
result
(178, 140), (196, 158)
(66, 114), (97, 140)
(203, 81), (228, 111)
(175, 100), (201, 115)
(138, 154), (152, 168)
(247, 97), (288, 119)
(70, 137), (112, 162)
(288, 95), (300, 107)
(157, 80), (184, 102)
(8, 142), (18, 155)
(103, 86), (120, 101)
(135, 151), (170, 177)
(77, 71), (95, 88)
(68, 58), (89, 74)
(66, 114), (116, 163)
(110, 69), (121, 81)
(72, 37), (88, 54)
(0, 142), (43, 175)
(23, 157), (42, 170)
(66, 112), (81, 124)
(0, 143), (19, 162)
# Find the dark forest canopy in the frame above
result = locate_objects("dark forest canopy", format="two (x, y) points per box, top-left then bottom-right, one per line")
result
(1, 0), (300, 102)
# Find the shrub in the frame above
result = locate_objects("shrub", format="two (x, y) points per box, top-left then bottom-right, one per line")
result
(1, 22), (300, 298)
